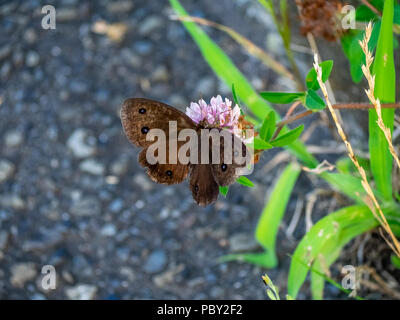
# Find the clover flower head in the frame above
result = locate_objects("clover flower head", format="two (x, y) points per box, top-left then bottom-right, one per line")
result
(185, 95), (241, 131)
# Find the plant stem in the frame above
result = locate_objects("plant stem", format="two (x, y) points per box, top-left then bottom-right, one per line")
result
(276, 103), (400, 128)
(360, 0), (381, 16)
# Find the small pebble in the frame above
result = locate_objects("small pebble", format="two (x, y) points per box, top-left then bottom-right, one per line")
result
(0, 160), (15, 183)
(11, 263), (37, 288)
(65, 284), (97, 300)
(143, 250), (167, 274)
(26, 51), (40, 67)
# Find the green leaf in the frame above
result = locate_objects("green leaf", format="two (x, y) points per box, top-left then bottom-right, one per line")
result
(310, 247), (342, 300)
(231, 83), (240, 105)
(291, 253), (364, 300)
(260, 111), (276, 141)
(254, 138), (273, 150)
(356, 5), (379, 22)
(260, 92), (305, 104)
(336, 156), (371, 177)
(305, 60), (333, 90)
(320, 171), (385, 204)
(236, 176), (255, 188)
(287, 205), (378, 299)
(395, 5), (400, 24)
(270, 125), (304, 147)
(254, 163), (301, 268)
(369, 0), (395, 201)
(391, 255), (400, 269)
(219, 186), (229, 196)
(288, 205), (400, 299)
(304, 90), (326, 110)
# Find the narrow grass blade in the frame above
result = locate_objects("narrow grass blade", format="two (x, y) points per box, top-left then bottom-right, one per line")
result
(369, 0), (395, 200)
(172, 15), (294, 81)
(254, 163), (301, 268)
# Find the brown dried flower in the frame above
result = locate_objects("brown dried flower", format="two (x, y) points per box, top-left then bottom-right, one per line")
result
(296, 0), (345, 41)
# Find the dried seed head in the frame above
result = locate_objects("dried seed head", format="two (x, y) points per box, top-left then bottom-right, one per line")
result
(296, 0), (345, 41)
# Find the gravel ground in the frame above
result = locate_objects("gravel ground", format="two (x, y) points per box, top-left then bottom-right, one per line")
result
(0, 0), (378, 300)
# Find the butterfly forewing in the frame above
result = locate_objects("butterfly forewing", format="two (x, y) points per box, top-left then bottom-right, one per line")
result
(121, 98), (196, 185)
(120, 98), (196, 148)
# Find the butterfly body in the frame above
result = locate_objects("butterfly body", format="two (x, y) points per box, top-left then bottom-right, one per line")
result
(120, 98), (248, 207)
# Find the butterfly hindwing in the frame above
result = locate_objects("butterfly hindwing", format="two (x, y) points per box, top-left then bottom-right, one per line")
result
(209, 130), (249, 186)
(138, 149), (189, 185)
(189, 164), (219, 207)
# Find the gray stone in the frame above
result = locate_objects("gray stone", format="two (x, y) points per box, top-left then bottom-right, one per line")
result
(57, 8), (78, 22)
(67, 129), (96, 158)
(169, 94), (186, 108)
(0, 3), (17, 16)
(196, 77), (215, 96)
(65, 284), (97, 300)
(22, 228), (64, 252)
(143, 249), (167, 274)
(121, 48), (141, 68)
(13, 50), (24, 67)
(26, 51), (39, 67)
(0, 231), (9, 251)
(0, 194), (25, 210)
(79, 159), (105, 175)
(120, 266), (135, 282)
(0, 160), (15, 183)
(133, 173), (153, 191)
(139, 16), (163, 36)
(134, 41), (153, 55)
(135, 200), (145, 209)
(229, 232), (259, 253)
(10, 263), (37, 288)
(106, 1), (134, 14)
(110, 156), (129, 176)
(5, 130), (23, 147)
(0, 44), (11, 61)
(100, 223), (117, 237)
(266, 32), (285, 56)
(0, 62), (11, 79)
(151, 65), (169, 82)
(153, 264), (184, 288)
(70, 197), (100, 216)
(70, 80), (89, 94)
(24, 28), (38, 44)
(109, 199), (124, 213)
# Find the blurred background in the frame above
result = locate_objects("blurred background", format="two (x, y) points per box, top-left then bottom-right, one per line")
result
(0, 0), (375, 299)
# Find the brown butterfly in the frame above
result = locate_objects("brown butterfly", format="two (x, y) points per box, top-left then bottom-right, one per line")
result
(120, 98), (249, 207)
